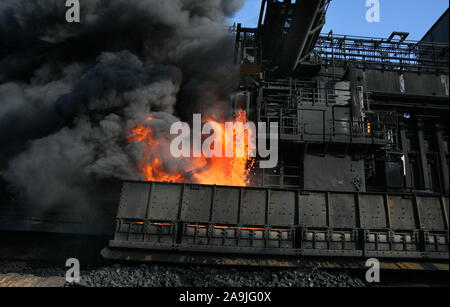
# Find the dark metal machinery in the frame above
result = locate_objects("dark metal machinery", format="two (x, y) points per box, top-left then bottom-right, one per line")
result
(0, 0), (448, 270)
(233, 0), (449, 196)
(104, 1), (449, 267)
(104, 181), (449, 263)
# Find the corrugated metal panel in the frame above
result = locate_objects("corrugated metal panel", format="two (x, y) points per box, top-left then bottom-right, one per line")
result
(148, 183), (182, 220)
(417, 196), (446, 231)
(299, 193), (327, 227)
(268, 190), (296, 226)
(329, 193), (356, 228)
(388, 196), (417, 230)
(359, 194), (388, 229)
(211, 187), (240, 224)
(240, 189), (267, 225)
(117, 182), (150, 219)
(298, 192), (327, 228)
(180, 185), (212, 222)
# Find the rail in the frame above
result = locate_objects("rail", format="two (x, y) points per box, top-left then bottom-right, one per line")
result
(312, 33), (449, 72)
(257, 82), (397, 144)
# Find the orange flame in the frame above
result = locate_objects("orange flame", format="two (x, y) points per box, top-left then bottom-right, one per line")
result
(127, 110), (255, 187)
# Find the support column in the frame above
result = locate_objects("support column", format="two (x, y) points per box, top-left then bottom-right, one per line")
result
(278, 0), (324, 76)
(417, 121), (431, 190)
(436, 125), (449, 194)
(400, 123), (412, 189)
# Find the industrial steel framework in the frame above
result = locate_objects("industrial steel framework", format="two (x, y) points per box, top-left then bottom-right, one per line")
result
(1, 0), (448, 270)
(311, 33), (449, 73)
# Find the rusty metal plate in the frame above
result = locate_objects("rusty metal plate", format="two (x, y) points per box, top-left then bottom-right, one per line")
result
(359, 194), (388, 229)
(180, 185), (213, 223)
(417, 196), (445, 231)
(117, 182), (150, 219)
(211, 187), (240, 224)
(240, 189), (267, 226)
(0, 274), (65, 287)
(148, 183), (182, 221)
(299, 192), (327, 228)
(268, 190), (296, 226)
(329, 193), (356, 228)
(388, 196), (417, 230)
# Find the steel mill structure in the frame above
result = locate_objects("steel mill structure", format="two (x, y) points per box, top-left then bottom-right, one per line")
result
(0, 0), (449, 273)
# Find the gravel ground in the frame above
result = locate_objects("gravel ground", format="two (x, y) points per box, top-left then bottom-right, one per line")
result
(0, 261), (366, 287)
(0, 261), (66, 277)
(73, 264), (366, 287)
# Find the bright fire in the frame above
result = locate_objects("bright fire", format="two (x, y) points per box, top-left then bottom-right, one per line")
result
(126, 110), (255, 187)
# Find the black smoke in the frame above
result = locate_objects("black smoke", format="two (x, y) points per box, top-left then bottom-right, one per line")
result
(0, 0), (245, 208)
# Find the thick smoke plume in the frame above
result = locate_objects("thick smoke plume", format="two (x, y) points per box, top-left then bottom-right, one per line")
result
(0, 0), (245, 208)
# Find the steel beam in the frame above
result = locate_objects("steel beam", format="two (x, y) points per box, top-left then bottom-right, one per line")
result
(278, 0), (324, 76)
(436, 125), (449, 194)
(417, 121), (431, 190)
(400, 124), (413, 189)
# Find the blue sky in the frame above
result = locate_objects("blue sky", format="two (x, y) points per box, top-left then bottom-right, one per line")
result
(229, 0), (449, 41)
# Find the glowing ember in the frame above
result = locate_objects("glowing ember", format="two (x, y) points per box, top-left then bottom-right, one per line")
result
(126, 126), (153, 143)
(127, 110), (256, 187)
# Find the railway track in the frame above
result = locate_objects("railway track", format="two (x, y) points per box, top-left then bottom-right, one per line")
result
(0, 232), (447, 287)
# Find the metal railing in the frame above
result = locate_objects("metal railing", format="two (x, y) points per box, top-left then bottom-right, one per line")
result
(311, 33), (449, 72)
(259, 92), (397, 145)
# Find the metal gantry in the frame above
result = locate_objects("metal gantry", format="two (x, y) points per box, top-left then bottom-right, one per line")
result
(311, 33), (449, 72)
